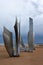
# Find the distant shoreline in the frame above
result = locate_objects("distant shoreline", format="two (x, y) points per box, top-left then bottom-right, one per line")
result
(0, 43), (43, 46)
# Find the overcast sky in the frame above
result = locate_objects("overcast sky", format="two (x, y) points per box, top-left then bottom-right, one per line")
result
(0, 0), (43, 35)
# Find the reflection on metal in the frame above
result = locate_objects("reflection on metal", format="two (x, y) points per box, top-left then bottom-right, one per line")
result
(19, 22), (20, 44)
(3, 27), (14, 57)
(20, 36), (27, 52)
(18, 22), (26, 52)
(19, 22), (25, 48)
(14, 18), (20, 56)
(28, 17), (34, 52)
(21, 37), (25, 48)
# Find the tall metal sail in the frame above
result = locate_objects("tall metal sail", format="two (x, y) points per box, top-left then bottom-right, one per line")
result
(3, 27), (14, 57)
(19, 22), (25, 50)
(14, 18), (20, 56)
(28, 17), (34, 52)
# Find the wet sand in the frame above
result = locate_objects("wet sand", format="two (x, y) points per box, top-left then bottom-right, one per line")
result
(0, 45), (43, 65)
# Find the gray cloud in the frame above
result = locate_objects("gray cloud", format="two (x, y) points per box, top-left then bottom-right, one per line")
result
(31, 0), (43, 17)
(0, 0), (43, 35)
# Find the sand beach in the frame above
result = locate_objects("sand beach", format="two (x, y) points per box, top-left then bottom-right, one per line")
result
(0, 44), (43, 65)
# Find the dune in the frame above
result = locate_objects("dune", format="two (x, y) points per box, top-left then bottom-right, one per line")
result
(0, 44), (43, 65)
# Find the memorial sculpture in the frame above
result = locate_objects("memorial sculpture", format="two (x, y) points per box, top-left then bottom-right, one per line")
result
(14, 18), (20, 56)
(28, 17), (34, 52)
(3, 17), (35, 57)
(3, 27), (14, 57)
(3, 27), (20, 57)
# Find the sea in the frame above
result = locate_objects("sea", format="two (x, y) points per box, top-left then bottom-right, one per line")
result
(0, 34), (43, 45)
